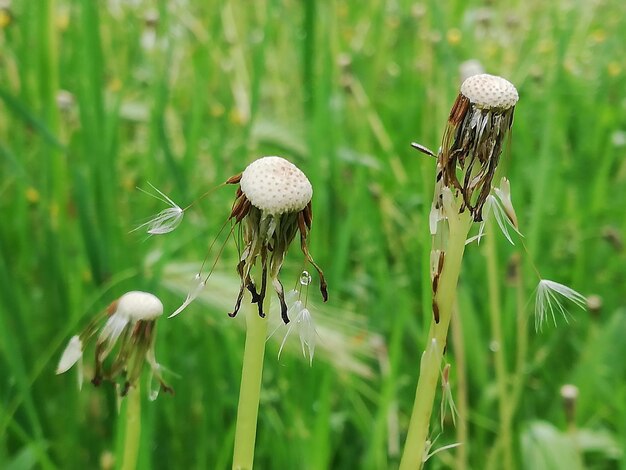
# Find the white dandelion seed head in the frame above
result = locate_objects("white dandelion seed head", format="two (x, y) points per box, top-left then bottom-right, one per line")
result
(460, 74), (519, 110)
(240, 156), (313, 215)
(115, 291), (164, 321)
(56, 335), (83, 375)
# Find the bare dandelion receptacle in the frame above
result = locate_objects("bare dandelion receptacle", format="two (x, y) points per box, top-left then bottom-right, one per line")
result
(439, 73), (518, 222)
(226, 156), (328, 323)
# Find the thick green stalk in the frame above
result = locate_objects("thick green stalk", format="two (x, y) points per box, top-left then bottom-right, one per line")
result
(121, 385), (141, 470)
(399, 210), (472, 470)
(232, 284), (270, 470)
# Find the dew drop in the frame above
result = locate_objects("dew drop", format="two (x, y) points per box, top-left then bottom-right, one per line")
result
(299, 270), (312, 286)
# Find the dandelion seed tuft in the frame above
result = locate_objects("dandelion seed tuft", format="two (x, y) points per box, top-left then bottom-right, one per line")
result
(493, 177), (519, 229)
(423, 434), (462, 463)
(134, 183), (184, 235)
(476, 194), (521, 245)
(297, 308), (317, 365)
(277, 299), (318, 365)
(145, 207), (184, 235)
(534, 280), (586, 331)
(56, 335), (83, 375)
(278, 300), (304, 360)
(440, 364), (459, 429)
(169, 274), (206, 318)
(460, 73), (519, 110)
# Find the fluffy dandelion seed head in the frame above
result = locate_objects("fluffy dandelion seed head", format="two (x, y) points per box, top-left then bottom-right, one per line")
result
(240, 156), (313, 215)
(115, 291), (163, 321)
(460, 73), (518, 110)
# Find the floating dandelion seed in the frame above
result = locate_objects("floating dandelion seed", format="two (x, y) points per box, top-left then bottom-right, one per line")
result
(534, 280), (586, 331)
(56, 291), (173, 398)
(133, 183), (184, 235)
(168, 274), (206, 318)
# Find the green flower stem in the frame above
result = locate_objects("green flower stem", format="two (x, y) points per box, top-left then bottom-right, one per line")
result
(121, 384), (141, 470)
(232, 287), (270, 470)
(511, 257), (528, 411)
(399, 209), (472, 470)
(485, 219), (514, 470)
(450, 301), (469, 470)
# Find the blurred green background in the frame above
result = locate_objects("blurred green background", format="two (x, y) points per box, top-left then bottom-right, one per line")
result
(1, 0), (625, 469)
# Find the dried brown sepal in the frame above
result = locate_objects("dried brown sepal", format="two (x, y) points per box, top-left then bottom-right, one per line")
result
(273, 277), (289, 323)
(433, 300), (440, 324)
(448, 94), (471, 127)
(229, 259), (248, 317)
(245, 253), (268, 318)
(302, 201), (313, 230)
(229, 194), (252, 222)
(229, 284), (245, 318)
(437, 251), (445, 274)
(106, 300), (119, 316)
(298, 211), (328, 302)
(225, 173), (242, 185)
(431, 251), (445, 294)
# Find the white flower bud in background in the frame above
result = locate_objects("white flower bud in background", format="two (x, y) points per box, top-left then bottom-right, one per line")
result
(459, 59), (485, 83)
(560, 384), (579, 426)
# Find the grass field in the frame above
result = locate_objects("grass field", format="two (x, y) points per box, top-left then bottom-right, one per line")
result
(1, 1), (626, 469)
